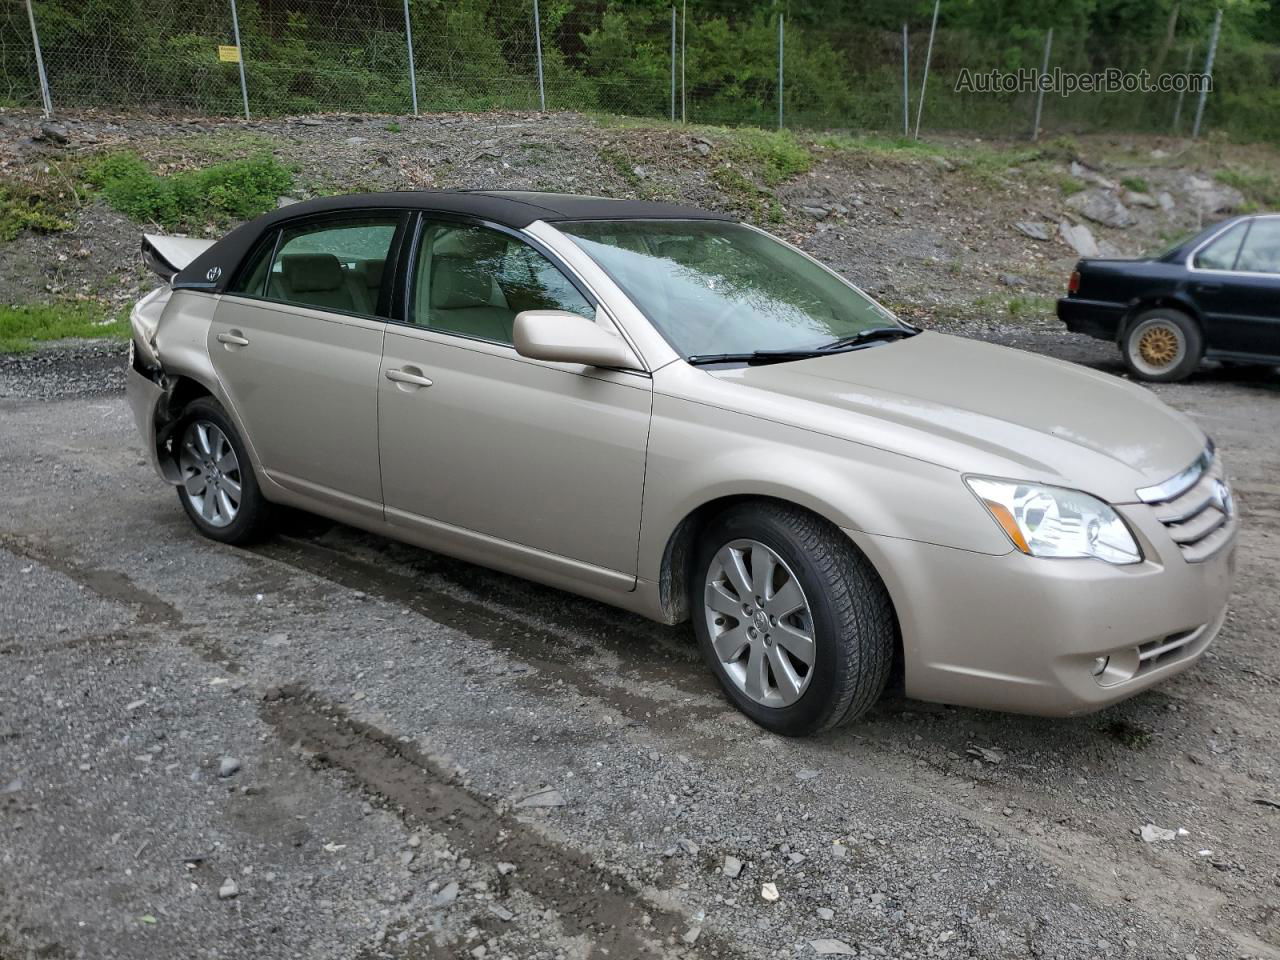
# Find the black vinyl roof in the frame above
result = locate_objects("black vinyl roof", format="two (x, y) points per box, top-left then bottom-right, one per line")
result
(174, 190), (732, 293)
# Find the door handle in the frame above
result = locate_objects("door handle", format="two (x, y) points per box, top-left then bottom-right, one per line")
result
(217, 331), (250, 347)
(1195, 283), (1223, 293)
(385, 367), (434, 388)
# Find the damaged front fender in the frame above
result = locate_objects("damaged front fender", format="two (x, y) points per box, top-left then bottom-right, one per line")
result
(126, 362), (181, 484)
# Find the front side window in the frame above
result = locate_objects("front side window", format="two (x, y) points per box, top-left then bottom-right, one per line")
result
(1193, 222), (1247, 271)
(1235, 219), (1280, 275)
(557, 220), (901, 358)
(261, 217), (398, 316)
(410, 221), (594, 344)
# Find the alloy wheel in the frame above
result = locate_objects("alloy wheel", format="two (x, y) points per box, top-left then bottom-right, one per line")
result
(178, 420), (242, 528)
(1130, 318), (1186, 377)
(703, 539), (816, 708)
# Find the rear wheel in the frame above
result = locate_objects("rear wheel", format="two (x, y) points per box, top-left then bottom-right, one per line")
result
(691, 501), (895, 736)
(1121, 308), (1202, 382)
(174, 397), (272, 544)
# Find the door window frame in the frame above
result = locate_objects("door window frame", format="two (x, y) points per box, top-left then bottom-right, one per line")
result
(1187, 215), (1280, 279)
(223, 210), (413, 321)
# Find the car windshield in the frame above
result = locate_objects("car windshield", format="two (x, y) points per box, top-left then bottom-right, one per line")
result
(557, 220), (904, 358)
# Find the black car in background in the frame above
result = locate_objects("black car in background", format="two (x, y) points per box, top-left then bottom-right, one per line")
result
(1057, 214), (1280, 382)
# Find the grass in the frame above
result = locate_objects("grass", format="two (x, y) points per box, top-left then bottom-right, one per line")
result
(1215, 169), (1280, 210)
(1120, 176), (1150, 194)
(384, 122), (402, 133)
(83, 150), (293, 229)
(0, 303), (128, 353)
(0, 183), (74, 241)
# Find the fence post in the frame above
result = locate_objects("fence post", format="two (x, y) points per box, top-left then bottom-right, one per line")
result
(670, 6), (676, 122)
(680, 0), (686, 123)
(1030, 27), (1053, 141)
(1171, 44), (1193, 134)
(913, 0), (940, 139)
(777, 13), (784, 130)
(901, 23), (909, 137)
(228, 0), (250, 120)
(24, 0), (52, 117)
(532, 0), (546, 112)
(1190, 8), (1221, 140)
(403, 0), (418, 116)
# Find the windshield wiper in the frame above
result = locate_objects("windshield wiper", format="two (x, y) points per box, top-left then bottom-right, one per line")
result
(685, 349), (830, 367)
(817, 327), (918, 351)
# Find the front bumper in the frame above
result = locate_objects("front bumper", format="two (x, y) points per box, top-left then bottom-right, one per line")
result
(1056, 296), (1126, 341)
(846, 509), (1235, 716)
(126, 363), (177, 483)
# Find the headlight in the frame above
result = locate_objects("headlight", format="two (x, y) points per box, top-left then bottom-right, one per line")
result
(965, 477), (1142, 564)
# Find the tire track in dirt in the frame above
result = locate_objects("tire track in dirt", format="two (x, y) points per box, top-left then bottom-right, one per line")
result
(263, 685), (743, 960)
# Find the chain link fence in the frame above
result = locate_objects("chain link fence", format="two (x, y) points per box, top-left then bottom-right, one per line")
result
(1, 0), (1275, 143)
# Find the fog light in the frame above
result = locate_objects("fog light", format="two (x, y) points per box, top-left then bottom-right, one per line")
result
(1091, 656), (1110, 677)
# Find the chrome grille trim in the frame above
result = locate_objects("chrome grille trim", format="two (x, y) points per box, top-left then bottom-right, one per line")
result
(1139, 444), (1235, 563)
(1135, 441), (1215, 504)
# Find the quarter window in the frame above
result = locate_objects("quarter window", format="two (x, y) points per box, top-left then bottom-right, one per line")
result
(1235, 219), (1280, 275)
(262, 218), (399, 316)
(409, 221), (594, 344)
(1193, 222), (1247, 270)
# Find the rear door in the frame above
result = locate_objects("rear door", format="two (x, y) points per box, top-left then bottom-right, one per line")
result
(1189, 217), (1280, 356)
(211, 213), (406, 519)
(377, 216), (651, 581)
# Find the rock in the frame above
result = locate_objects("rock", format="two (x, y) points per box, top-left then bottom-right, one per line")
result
(2, 778), (23, 794)
(761, 881), (779, 902)
(683, 926), (702, 944)
(344, 136), (367, 145)
(1139, 823), (1177, 843)
(125, 699), (146, 711)
(799, 205), (829, 220)
(218, 878), (239, 899)
(432, 881), (460, 906)
(1066, 188), (1134, 229)
(262, 686), (283, 702)
(831, 842), (847, 858)
(690, 137), (712, 156)
(966, 746), (1005, 764)
(816, 906), (835, 920)
(809, 939), (856, 955)
(796, 769), (819, 781)
(298, 117), (324, 126)
(999, 273), (1025, 288)
(1183, 175), (1245, 214)
(496, 861), (516, 875)
(1014, 221), (1052, 241)
(632, 164), (649, 179)
(218, 757), (241, 778)
(39, 121), (69, 144)
(1125, 191), (1158, 209)
(490, 904), (515, 921)
(931, 155), (955, 173)
(1069, 161), (1117, 189)
(677, 838), (699, 855)
(1157, 191), (1175, 212)
(723, 855), (743, 878)
(1058, 221), (1100, 258)
(514, 787), (566, 808)
(265, 631), (291, 645)
(1253, 797), (1280, 810)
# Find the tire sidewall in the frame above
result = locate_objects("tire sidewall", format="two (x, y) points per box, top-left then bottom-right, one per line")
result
(175, 398), (266, 544)
(691, 507), (848, 736)
(1122, 309), (1202, 382)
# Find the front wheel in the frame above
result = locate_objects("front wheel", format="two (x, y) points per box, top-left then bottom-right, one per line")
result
(1121, 308), (1203, 382)
(691, 502), (895, 736)
(174, 397), (272, 545)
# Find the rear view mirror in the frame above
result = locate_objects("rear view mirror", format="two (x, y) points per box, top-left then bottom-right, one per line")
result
(513, 311), (639, 368)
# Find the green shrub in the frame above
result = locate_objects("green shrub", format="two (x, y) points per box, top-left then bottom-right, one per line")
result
(0, 184), (74, 241)
(1121, 176), (1150, 194)
(84, 151), (293, 228)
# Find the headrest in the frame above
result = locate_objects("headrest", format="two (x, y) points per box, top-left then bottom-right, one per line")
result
(361, 258), (386, 289)
(280, 254), (344, 293)
(431, 256), (492, 309)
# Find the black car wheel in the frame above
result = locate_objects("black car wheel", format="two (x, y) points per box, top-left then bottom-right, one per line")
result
(1122, 308), (1203, 383)
(691, 501), (895, 736)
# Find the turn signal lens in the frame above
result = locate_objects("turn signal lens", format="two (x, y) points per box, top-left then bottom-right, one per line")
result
(1067, 270), (1081, 294)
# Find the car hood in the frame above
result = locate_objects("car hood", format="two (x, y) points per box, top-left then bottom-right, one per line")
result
(703, 331), (1205, 503)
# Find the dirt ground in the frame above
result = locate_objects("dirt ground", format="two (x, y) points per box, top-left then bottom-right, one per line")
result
(1, 327), (1278, 960)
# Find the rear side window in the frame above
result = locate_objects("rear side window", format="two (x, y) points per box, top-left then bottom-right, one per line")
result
(258, 218), (399, 317)
(1235, 219), (1280, 275)
(1193, 223), (1247, 270)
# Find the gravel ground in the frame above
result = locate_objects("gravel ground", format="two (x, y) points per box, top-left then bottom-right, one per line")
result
(1, 328), (1278, 960)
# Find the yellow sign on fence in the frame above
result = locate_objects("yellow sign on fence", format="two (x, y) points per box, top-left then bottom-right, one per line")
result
(218, 45), (241, 63)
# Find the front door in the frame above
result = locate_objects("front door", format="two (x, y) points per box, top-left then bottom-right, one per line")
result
(211, 213), (404, 517)
(377, 218), (651, 579)
(1190, 217), (1280, 357)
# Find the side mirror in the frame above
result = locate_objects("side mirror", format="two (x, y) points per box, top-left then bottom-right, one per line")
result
(513, 310), (639, 369)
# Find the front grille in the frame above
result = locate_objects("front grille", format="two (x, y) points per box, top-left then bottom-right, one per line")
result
(1137, 627), (1200, 674)
(1137, 447), (1236, 563)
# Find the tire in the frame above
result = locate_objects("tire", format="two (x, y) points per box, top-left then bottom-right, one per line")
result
(690, 501), (895, 736)
(173, 397), (272, 545)
(1121, 308), (1203, 382)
